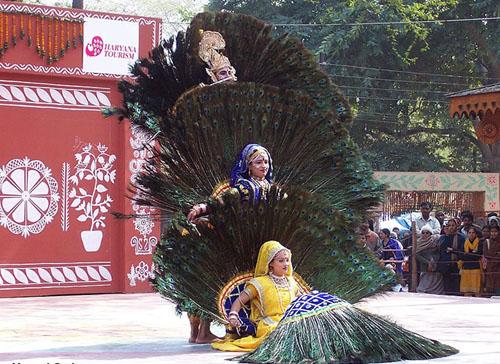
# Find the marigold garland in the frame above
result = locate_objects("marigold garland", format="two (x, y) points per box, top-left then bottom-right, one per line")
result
(0, 10), (83, 62)
(12, 12), (17, 46)
(0, 13), (3, 56)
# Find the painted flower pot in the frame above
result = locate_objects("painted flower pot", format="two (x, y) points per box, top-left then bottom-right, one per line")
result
(81, 230), (103, 252)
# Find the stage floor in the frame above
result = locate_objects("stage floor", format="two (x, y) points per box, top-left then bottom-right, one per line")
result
(1, 292), (499, 364)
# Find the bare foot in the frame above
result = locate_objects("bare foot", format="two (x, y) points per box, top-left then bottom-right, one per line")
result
(195, 319), (221, 344)
(195, 332), (221, 344)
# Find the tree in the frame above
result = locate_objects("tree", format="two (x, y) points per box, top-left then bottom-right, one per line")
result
(208, 0), (500, 172)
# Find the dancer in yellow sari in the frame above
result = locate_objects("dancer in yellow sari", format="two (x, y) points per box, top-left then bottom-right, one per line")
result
(212, 240), (300, 352)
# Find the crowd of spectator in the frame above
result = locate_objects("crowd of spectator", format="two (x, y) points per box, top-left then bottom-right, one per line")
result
(357, 202), (500, 297)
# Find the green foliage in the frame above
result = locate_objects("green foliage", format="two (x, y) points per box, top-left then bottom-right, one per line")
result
(208, 0), (499, 172)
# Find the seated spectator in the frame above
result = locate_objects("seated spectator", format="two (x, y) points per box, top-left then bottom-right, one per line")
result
(379, 228), (404, 292)
(483, 225), (500, 295)
(460, 227), (483, 297)
(416, 225), (444, 294)
(400, 230), (412, 249)
(459, 210), (481, 236)
(360, 222), (382, 254)
(379, 228), (404, 276)
(390, 232), (404, 249)
(437, 218), (464, 295)
(356, 232), (367, 248)
(415, 202), (441, 235)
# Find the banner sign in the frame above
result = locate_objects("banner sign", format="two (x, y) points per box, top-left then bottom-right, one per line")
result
(82, 17), (139, 75)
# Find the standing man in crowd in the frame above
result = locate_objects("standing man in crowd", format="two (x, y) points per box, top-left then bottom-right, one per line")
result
(437, 218), (465, 295)
(459, 210), (480, 236)
(415, 202), (441, 235)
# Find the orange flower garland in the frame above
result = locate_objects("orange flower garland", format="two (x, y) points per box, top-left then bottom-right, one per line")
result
(0, 13), (3, 56)
(27, 14), (32, 47)
(20, 13), (24, 39)
(35, 14), (40, 54)
(40, 15), (45, 57)
(0, 10), (83, 62)
(47, 16), (52, 62)
(5, 11), (9, 50)
(12, 13), (17, 46)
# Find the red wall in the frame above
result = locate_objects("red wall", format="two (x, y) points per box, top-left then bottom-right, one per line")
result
(0, 1), (161, 297)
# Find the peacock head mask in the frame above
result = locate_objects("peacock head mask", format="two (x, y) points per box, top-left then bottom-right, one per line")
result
(198, 30), (237, 83)
(231, 144), (273, 185)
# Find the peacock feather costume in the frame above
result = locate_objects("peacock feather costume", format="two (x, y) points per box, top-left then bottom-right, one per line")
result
(109, 11), (457, 363)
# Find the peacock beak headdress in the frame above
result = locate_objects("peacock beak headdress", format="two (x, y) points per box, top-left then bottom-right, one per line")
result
(230, 143), (273, 186)
(254, 240), (293, 277)
(198, 30), (237, 83)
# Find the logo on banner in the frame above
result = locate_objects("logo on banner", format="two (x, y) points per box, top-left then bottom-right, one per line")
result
(82, 17), (139, 75)
(85, 36), (104, 57)
(85, 35), (137, 60)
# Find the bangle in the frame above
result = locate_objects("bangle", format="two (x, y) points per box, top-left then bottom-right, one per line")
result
(229, 311), (239, 317)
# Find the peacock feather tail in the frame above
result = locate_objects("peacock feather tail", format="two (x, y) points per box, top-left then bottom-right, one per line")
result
(110, 11), (459, 362)
(134, 82), (383, 223)
(236, 291), (457, 363)
(112, 11), (388, 306)
(106, 11), (352, 136)
(152, 186), (396, 321)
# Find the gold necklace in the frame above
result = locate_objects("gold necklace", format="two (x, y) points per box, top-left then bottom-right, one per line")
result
(269, 274), (291, 313)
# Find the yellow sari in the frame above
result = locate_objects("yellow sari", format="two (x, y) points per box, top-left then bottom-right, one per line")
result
(212, 241), (299, 352)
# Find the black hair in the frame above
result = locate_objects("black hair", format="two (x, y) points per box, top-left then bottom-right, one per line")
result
(420, 201), (432, 209)
(461, 211), (474, 221)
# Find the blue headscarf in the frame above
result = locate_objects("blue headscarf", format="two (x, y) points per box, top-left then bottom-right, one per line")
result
(231, 144), (273, 200)
(230, 144), (273, 186)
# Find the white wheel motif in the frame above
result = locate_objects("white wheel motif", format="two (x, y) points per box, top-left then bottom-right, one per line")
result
(0, 158), (59, 237)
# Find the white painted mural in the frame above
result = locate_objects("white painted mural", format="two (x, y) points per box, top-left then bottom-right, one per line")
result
(0, 158), (59, 237)
(69, 143), (116, 252)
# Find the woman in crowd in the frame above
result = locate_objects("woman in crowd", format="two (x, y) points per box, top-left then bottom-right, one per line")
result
(416, 225), (444, 294)
(459, 227), (483, 296)
(379, 228), (404, 276)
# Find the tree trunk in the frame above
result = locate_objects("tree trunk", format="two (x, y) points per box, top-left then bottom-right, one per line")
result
(72, 0), (84, 9)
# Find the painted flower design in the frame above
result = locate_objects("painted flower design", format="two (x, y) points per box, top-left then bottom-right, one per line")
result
(136, 261), (151, 281)
(487, 176), (498, 186)
(0, 158), (59, 237)
(133, 213), (154, 236)
(424, 175), (441, 189)
(489, 201), (497, 210)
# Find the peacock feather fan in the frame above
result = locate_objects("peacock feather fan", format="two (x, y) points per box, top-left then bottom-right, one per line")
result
(152, 186), (396, 322)
(185, 12), (352, 124)
(106, 11), (352, 136)
(237, 291), (457, 363)
(133, 82), (383, 224)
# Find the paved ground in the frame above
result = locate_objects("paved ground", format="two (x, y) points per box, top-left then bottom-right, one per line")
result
(1, 292), (499, 364)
